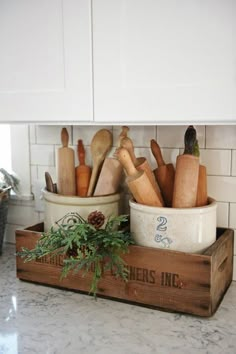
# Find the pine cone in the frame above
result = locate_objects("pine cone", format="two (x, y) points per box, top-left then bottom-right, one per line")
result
(67, 243), (78, 257)
(87, 211), (105, 229)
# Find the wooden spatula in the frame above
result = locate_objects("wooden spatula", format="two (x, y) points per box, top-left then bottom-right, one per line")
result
(87, 129), (113, 196)
(75, 140), (91, 197)
(93, 157), (123, 196)
(57, 128), (76, 196)
(117, 148), (163, 207)
(150, 139), (175, 207)
(45, 172), (57, 193)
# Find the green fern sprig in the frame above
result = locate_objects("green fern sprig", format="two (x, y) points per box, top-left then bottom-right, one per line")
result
(17, 213), (133, 296)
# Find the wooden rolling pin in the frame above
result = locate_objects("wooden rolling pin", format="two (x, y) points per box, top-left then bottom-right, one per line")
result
(196, 165), (208, 207)
(121, 137), (164, 206)
(75, 140), (91, 197)
(116, 148), (163, 207)
(118, 126), (129, 147)
(194, 140), (208, 207)
(150, 139), (175, 207)
(57, 128), (76, 196)
(172, 126), (199, 208)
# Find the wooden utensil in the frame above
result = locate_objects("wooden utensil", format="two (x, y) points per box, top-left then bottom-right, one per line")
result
(172, 126), (199, 208)
(121, 137), (164, 206)
(116, 148), (163, 207)
(57, 128), (76, 196)
(45, 172), (57, 193)
(118, 126), (129, 146)
(196, 164), (208, 207)
(93, 157), (123, 196)
(150, 139), (175, 207)
(75, 140), (91, 197)
(87, 129), (113, 196)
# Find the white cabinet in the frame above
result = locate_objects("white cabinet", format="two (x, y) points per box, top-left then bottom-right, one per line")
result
(0, 0), (92, 122)
(93, 0), (236, 124)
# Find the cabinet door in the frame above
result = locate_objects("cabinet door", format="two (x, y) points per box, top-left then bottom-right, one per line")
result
(0, 0), (92, 122)
(93, 0), (236, 123)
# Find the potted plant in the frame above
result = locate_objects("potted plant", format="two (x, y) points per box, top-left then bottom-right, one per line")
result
(0, 168), (20, 254)
(17, 211), (134, 296)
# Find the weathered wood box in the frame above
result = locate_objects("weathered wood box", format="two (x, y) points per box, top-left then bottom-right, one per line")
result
(16, 223), (234, 317)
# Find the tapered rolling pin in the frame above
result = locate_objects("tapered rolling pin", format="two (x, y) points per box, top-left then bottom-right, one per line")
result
(150, 139), (175, 207)
(172, 126), (199, 208)
(57, 128), (76, 196)
(116, 148), (163, 207)
(121, 137), (164, 206)
(75, 140), (91, 197)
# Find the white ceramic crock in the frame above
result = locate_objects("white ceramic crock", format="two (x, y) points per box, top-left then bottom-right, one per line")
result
(129, 198), (217, 253)
(42, 189), (121, 232)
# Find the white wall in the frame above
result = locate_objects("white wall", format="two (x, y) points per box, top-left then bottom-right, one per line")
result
(5, 124), (236, 279)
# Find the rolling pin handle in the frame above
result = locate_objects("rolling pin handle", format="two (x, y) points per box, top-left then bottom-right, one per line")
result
(61, 128), (69, 148)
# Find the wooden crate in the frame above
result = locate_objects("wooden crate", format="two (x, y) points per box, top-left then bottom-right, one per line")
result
(16, 224), (234, 317)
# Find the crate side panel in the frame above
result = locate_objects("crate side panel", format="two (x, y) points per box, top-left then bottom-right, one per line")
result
(210, 229), (234, 313)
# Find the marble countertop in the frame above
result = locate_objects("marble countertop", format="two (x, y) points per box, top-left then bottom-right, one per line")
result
(1, 244), (236, 354)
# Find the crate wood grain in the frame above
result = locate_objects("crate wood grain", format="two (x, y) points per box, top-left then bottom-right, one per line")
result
(15, 224), (234, 317)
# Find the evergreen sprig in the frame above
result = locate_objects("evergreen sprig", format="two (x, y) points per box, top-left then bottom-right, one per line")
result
(17, 213), (133, 296)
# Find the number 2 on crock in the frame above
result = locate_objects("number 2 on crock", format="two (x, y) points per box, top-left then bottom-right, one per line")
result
(155, 216), (172, 248)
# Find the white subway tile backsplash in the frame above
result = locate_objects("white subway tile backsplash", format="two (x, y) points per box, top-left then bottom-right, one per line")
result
(216, 202), (229, 228)
(208, 176), (236, 203)
(73, 126), (112, 146)
(31, 144), (55, 166)
(30, 165), (38, 183)
(37, 166), (57, 182)
(200, 149), (231, 176)
(133, 147), (179, 170)
(156, 126), (205, 148)
(36, 125), (72, 145)
(206, 126), (236, 149)
(232, 150), (236, 176)
(160, 149), (179, 167)
(134, 147), (157, 170)
(29, 125), (36, 144)
(113, 125), (156, 148)
(229, 203), (236, 229)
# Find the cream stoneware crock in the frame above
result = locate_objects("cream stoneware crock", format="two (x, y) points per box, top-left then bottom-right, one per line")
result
(129, 197), (217, 253)
(43, 189), (121, 232)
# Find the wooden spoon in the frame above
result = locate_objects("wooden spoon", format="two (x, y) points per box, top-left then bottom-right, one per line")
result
(87, 129), (113, 196)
